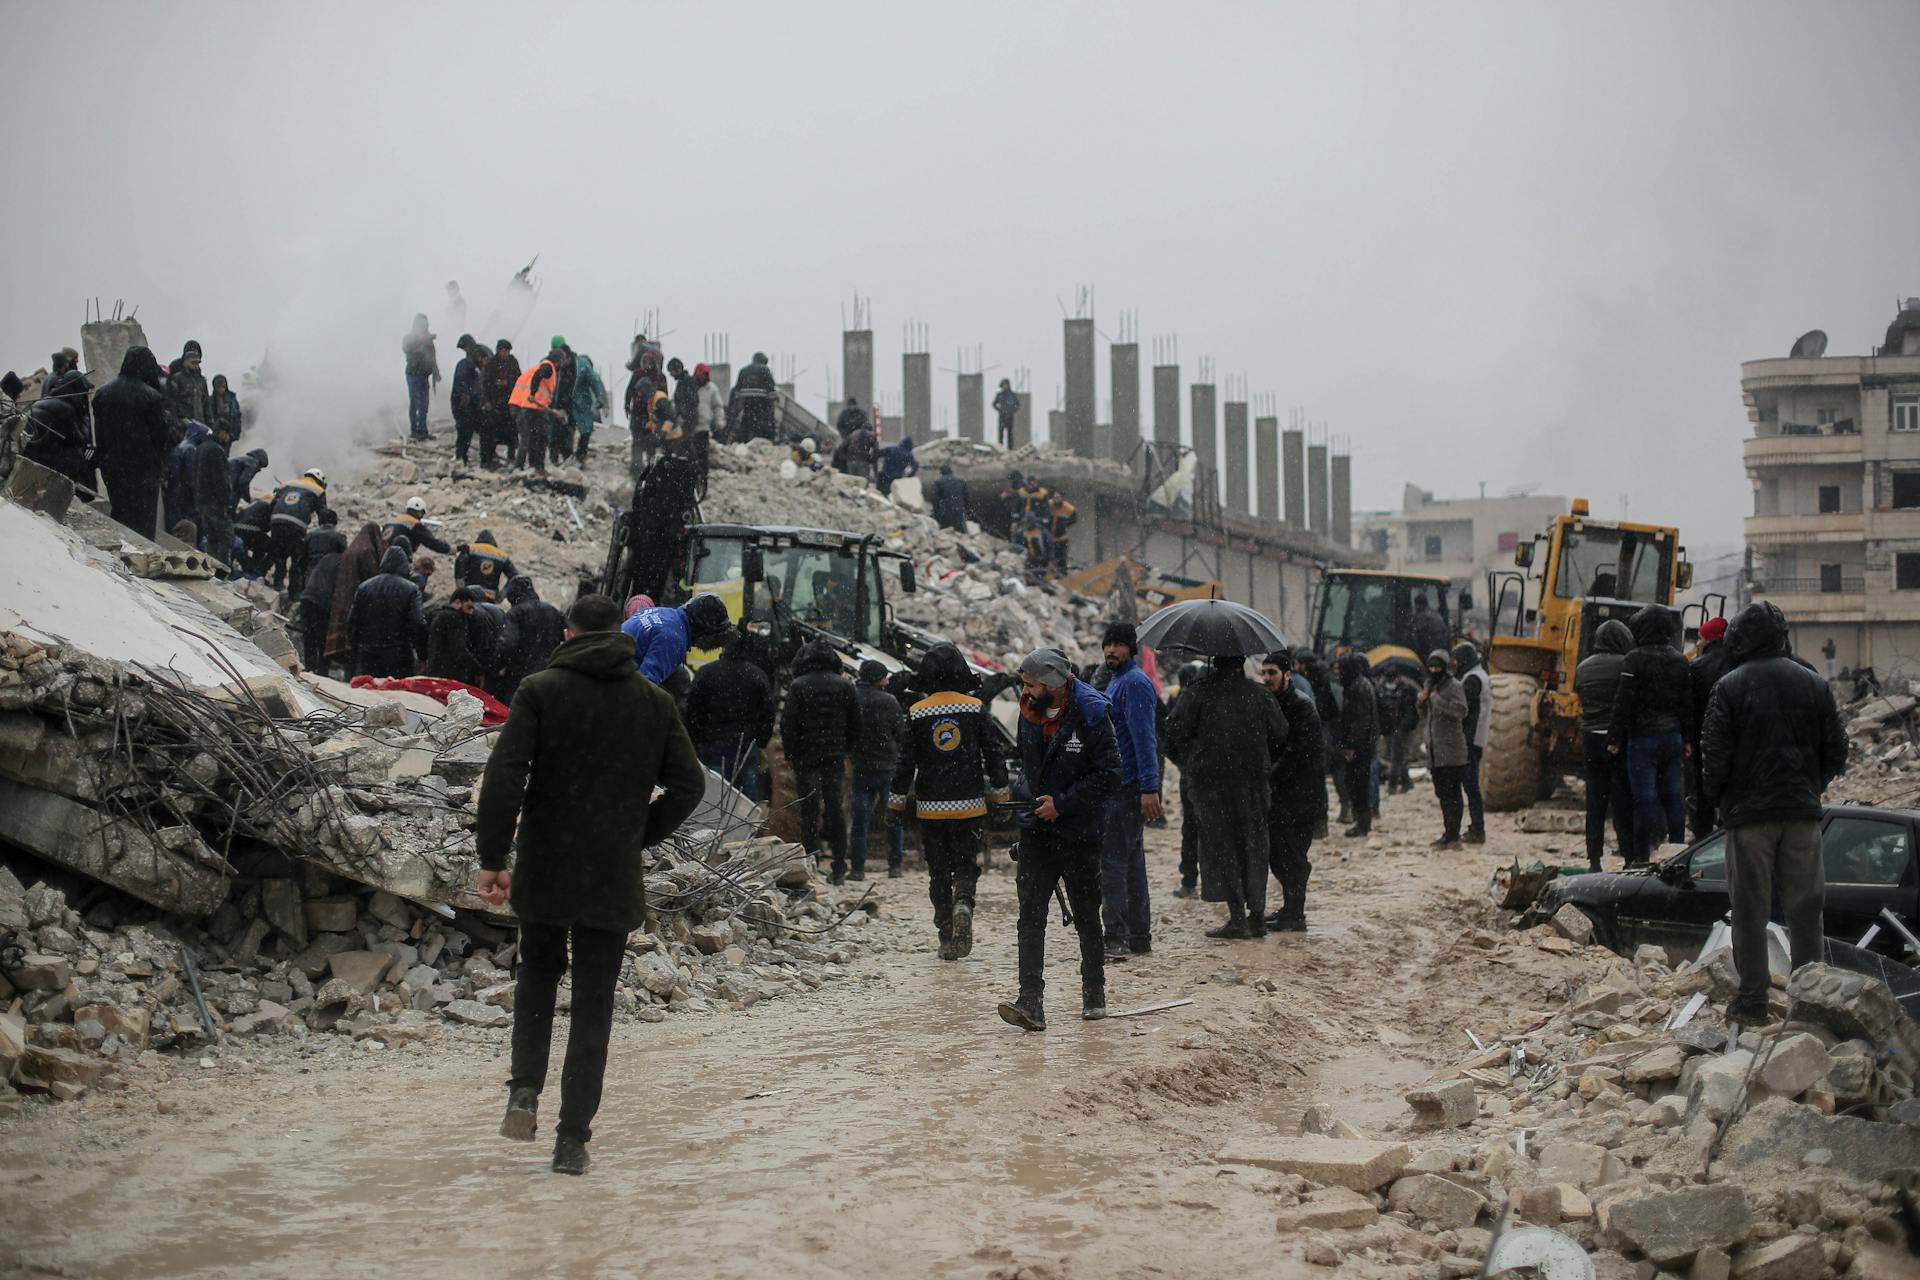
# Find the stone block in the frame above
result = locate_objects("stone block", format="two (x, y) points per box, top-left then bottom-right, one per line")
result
(304, 896), (359, 933)
(1386, 1173), (1487, 1228)
(1552, 903), (1596, 945)
(1721, 1096), (1920, 1183)
(15, 1044), (107, 1095)
(367, 889), (413, 931)
(1602, 1184), (1751, 1265)
(1297, 1104), (1367, 1141)
(1537, 1141), (1608, 1190)
(328, 951), (394, 994)
(1823, 1052), (1872, 1105)
(1692, 1247), (1732, 1280)
(442, 998), (509, 1028)
(1627, 1043), (1690, 1083)
(1756, 1033), (1831, 1098)
(1215, 1136), (1411, 1190)
(1274, 1186), (1379, 1232)
(9, 953), (70, 990)
(1406, 1078), (1478, 1128)
(258, 879), (307, 945)
(0, 1009), (26, 1074)
(1690, 1050), (1758, 1120)
(689, 924), (730, 955)
(1521, 1181), (1593, 1223)
(71, 1004), (149, 1044)
(1729, 1234), (1823, 1280)
(369, 941), (418, 980)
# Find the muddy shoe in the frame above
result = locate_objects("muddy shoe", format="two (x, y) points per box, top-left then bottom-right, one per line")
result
(1431, 836), (1461, 850)
(551, 1135), (590, 1176)
(1206, 920), (1250, 940)
(937, 936), (958, 961)
(888, 866), (903, 879)
(1343, 824), (1370, 838)
(1725, 998), (1770, 1028)
(848, 869), (867, 882)
(829, 868), (846, 886)
(951, 903), (974, 958)
(500, 1086), (539, 1141)
(997, 993), (1046, 1032)
(1247, 917), (1268, 938)
(1463, 830), (1487, 846)
(1173, 883), (1198, 899)
(1104, 938), (1131, 960)
(1082, 986), (1107, 1020)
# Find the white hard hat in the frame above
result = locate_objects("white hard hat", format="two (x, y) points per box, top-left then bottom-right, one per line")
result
(303, 468), (327, 486)
(405, 496), (426, 516)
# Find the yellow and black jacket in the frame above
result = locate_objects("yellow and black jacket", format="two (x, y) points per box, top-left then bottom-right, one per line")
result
(890, 687), (1010, 821)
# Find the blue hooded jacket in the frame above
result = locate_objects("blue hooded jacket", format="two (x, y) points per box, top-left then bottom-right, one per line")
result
(1016, 678), (1122, 843)
(878, 436), (920, 480)
(164, 420), (210, 523)
(1105, 657), (1161, 793)
(622, 605), (692, 684)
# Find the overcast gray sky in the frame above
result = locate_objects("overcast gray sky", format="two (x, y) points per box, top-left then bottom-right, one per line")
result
(6, 0), (1917, 547)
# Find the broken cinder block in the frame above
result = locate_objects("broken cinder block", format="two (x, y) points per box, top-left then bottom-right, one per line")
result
(1214, 1136), (1411, 1191)
(1406, 1077), (1478, 1128)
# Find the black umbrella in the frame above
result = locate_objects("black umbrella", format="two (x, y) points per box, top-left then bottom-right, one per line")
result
(1135, 598), (1288, 657)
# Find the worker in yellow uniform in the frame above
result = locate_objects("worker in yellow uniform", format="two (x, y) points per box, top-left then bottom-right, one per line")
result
(384, 496), (453, 555)
(1047, 490), (1077, 572)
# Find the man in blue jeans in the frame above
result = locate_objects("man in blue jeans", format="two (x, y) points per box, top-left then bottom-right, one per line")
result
(849, 661), (907, 879)
(402, 312), (439, 439)
(1097, 622), (1162, 958)
(1609, 605), (1691, 865)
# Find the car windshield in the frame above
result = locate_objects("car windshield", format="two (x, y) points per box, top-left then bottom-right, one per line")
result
(1317, 577), (1447, 653)
(688, 537), (879, 642)
(1553, 525), (1670, 602)
(1823, 817), (1912, 886)
(1686, 833), (1728, 881)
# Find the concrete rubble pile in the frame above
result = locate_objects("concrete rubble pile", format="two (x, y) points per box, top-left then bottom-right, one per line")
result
(0, 481), (895, 1110)
(1222, 915), (1920, 1278)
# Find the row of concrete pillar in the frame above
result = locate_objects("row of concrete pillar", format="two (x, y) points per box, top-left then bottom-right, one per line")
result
(841, 323), (1351, 542)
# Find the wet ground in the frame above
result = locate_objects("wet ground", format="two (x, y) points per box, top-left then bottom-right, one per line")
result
(0, 782), (1589, 1279)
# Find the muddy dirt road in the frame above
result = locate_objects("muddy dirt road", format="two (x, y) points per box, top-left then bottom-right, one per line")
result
(0, 787), (1594, 1279)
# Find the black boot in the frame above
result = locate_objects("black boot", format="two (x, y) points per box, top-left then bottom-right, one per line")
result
(551, 1134), (590, 1175)
(500, 1085), (539, 1141)
(997, 992), (1046, 1032)
(1206, 906), (1249, 940)
(951, 902), (974, 959)
(1082, 984), (1107, 1021)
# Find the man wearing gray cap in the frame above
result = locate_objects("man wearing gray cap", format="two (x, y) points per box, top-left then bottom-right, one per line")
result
(999, 647), (1122, 1031)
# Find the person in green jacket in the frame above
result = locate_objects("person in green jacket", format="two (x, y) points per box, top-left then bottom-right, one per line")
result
(570, 352), (608, 463)
(476, 593), (706, 1176)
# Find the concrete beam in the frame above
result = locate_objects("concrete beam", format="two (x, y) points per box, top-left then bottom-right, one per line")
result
(1152, 365), (1180, 448)
(1255, 415), (1279, 521)
(1331, 453), (1353, 547)
(1224, 400), (1250, 514)
(1191, 383), (1218, 499)
(1063, 318), (1096, 457)
(842, 330), (873, 413)
(956, 372), (984, 442)
(1111, 343), (1140, 463)
(1309, 442), (1330, 535)
(0, 778), (228, 917)
(903, 352), (932, 440)
(1283, 429), (1306, 528)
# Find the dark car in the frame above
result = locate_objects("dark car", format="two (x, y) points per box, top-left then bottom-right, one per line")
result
(1535, 803), (1920, 962)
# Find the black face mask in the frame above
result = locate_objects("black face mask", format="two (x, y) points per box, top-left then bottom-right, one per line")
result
(1427, 666), (1447, 683)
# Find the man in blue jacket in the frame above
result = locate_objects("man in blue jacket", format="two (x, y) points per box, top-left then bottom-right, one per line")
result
(1098, 622), (1163, 958)
(621, 593), (733, 684)
(999, 647), (1122, 1033)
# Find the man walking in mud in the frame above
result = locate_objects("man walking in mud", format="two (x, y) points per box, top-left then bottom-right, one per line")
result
(999, 647), (1121, 1031)
(477, 594), (706, 1174)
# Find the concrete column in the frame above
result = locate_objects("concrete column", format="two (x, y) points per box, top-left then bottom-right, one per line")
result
(1331, 453), (1352, 547)
(1111, 343), (1140, 462)
(1223, 400), (1250, 514)
(1063, 318), (1096, 457)
(1152, 365), (1180, 448)
(1094, 421), (1113, 462)
(1047, 408), (1066, 446)
(1282, 429), (1306, 528)
(1190, 383), (1217, 500)
(842, 330), (873, 414)
(1013, 389), (1033, 448)
(1308, 441), (1330, 535)
(903, 352), (932, 440)
(711, 362), (733, 403)
(957, 372), (984, 442)
(1255, 415), (1279, 521)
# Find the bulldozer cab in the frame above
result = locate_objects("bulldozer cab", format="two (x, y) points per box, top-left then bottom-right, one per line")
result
(679, 525), (912, 666)
(1310, 570), (1455, 677)
(1479, 500), (1692, 810)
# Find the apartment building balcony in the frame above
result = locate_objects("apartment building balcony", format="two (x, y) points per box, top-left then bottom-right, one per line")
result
(1742, 431), (1863, 470)
(1751, 577), (1866, 622)
(1743, 512), (1865, 545)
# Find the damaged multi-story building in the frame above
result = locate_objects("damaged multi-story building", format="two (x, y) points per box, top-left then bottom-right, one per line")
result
(1741, 298), (1920, 679)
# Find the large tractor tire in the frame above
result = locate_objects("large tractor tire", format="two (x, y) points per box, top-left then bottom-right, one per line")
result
(1480, 672), (1543, 812)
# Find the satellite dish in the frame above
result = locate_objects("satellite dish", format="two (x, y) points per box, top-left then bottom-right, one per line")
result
(1790, 329), (1828, 359)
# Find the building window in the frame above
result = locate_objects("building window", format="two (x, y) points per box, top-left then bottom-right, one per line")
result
(1894, 473), (1920, 509)
(1423, 535), (1443, 559)
(1899, 554), (1920, 590)
(1821, 564), (1843, 593)
(1897, 398), (1920, 433)
(1497, 531), (1518, 552)
(1818, 408), (1836, 426)
(1818, 485), (1841, 514)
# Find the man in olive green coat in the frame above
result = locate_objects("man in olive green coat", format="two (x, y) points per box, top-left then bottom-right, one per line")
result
(477, 593), (705, 1175)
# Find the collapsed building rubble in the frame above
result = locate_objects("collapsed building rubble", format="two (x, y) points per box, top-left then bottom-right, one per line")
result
(1220, 913), (1920, 1278)
(0, 478), (902, 1107)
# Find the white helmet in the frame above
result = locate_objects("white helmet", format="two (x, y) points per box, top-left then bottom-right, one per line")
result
(303, 468), (327, 486)
(405, 497), (427, 517)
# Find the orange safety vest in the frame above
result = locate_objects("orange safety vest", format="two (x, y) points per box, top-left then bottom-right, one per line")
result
(509, 359), (557, 412)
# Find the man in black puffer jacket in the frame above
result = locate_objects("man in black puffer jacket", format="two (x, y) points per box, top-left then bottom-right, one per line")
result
(1573, 618), (1636, 869)
(1702, 602), (1848, 1025)
(91, 346), (172, 538)
(346, 545), (427, 677)
(685, 636), (776, 798)
(1608, 604), (1691, 865)
(497, 576), (568, 703)
(1336, 653), (1380, 837)
(849, 661), (907, 881)
(779, 640), (863, 882)
(1686, 615), (1735, 840)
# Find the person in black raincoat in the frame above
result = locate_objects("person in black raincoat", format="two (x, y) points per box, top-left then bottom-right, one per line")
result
(1609, 605), (1691, 865)
(20, 393), (93, 492)
(684, 635), (776, 799)
(929, 464), (968, 530)
(497, 575), (568, 703)
(992, 379), (1020, 449)
(727, 352), (779, 442)
(191, 421), (234, 562)
(1166, 655), (1287, 940)
(1686, 615), (1734, 840)
(1572, 618), (1636, 870)
(1335, 653), (1379, 837)
(91, 346), (172, 538)
(1260, 651), (1326, 931)
(779, 640), (864, 882)
(346, 545), (427, 677)
(426, 588), (487, 686)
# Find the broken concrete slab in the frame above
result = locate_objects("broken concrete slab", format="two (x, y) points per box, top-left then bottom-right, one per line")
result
(327, 951), (394, 995)
(8, 953), (72, 991)
(14, 1044), (108, 1096)
(1730, 1234), (1824, 1280)
(1551, 903), (1596, 945)
(1600, 1183), (1751, 1265)
(1386, 1172), (1487, 1227)
(1756, 1033), (1832, 1098)
(1297, 1103), (1368, 1141)
(1406, 1078), (1478, 1128)
(0, 780), (227, 917)
(1274, 1186), (1379, 1232)
(303, 896), (358, 933)
(1720, 1096), (1920, 1182)
(442, 999), (509, 1028)
(1216, 1136), (1410, 1190)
